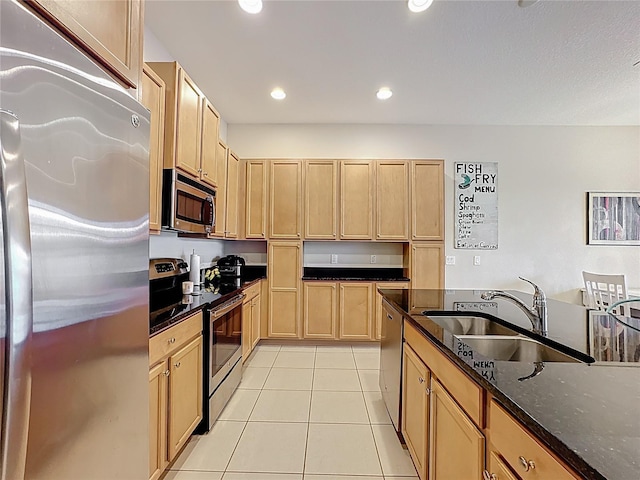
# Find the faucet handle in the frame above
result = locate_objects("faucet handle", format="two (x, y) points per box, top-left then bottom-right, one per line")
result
(518, 277), (546, 300)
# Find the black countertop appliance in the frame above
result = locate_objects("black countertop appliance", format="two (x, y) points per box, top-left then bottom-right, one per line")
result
(216, 255), (246, 288)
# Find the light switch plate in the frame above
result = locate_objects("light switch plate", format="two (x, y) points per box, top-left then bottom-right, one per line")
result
(446, 256), (456, 265)
(331, 254), (338, 264)
(370, 255), (377, 264)
(473, 255), (481, 266)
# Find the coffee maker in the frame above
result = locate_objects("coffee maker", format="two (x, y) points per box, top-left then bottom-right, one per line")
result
(216, 255), (246, 287)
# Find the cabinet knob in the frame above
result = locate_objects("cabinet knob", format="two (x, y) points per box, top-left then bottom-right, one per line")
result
(518, 456), (535, 472)
(198, 168), (202, 173)
(163, 370), (170, 377)
(425, 387), (432, 395)
(174, 361), (181, 368)
(418, 377), (425, 384)
(482, 470), (497, 480)
(168, 337), (176, 344)
(203, 171), (208, 176)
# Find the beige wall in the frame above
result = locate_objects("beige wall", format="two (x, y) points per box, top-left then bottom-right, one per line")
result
(228, 124), (640, 303)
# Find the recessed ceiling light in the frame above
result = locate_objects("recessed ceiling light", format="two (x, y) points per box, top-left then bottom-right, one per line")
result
(271, 88), (286, 100)
(376, 87), (393, 100)
(407, 0), (434, 13)
(238, 0), (262, 14)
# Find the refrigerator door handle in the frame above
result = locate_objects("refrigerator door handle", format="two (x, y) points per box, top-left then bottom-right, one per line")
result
(0, 109), (33, 480)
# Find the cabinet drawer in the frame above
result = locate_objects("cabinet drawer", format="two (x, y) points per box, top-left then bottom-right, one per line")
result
(243, 281), (261, 302)
(150, 311), (203, 366)
(404, 321), (482, 426)
(489, 400), (579, 480)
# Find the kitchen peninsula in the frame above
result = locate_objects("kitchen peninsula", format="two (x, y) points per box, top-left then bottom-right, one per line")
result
(380, 288), (640, 480)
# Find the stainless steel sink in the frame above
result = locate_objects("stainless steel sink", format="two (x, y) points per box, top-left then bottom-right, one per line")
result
(424, 314), (520, 336)
(455, 335), (583, 363)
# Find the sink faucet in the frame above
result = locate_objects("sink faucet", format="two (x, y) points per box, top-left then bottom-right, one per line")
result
(480, 277), (548, 336)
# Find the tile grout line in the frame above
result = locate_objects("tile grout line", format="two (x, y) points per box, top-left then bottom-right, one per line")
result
(301, 346), (318, 477)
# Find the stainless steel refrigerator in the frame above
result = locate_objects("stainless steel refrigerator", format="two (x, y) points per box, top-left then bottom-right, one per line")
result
(0, 1), (150, 478)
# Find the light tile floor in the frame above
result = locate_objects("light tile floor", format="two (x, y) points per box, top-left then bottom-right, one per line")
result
(166, 344), (418, 480)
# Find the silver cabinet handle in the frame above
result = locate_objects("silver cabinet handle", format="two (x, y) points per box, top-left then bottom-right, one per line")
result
(425, 387), (432, 395)
(386, 314), (393, 320)
(174, 362), (181, 368)
(418, 377), (425, 384)
(0, 110), (33, 480)
(518, 456), (535, 472)
(163, 370), (170, 377)
(203, 171), (208, 176)
(482, 471), (497, 480)
(168, 337), (176, 344)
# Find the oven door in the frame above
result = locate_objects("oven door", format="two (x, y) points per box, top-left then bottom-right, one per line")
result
(209, 297), (244, 393)
(163, 170), (215, 233)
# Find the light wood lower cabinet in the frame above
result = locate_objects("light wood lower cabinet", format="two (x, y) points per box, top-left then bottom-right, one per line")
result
(486, 451), (519, 480)
(149, 312), (203, 480)
(303, 282), (338, 338)
(242, 282), (262, 361)
(268, 242), (301, 338)
(339, 283), (374, 340)
(402, 344), (430, 480)
(430, 380), (484, 480)
(168, 336), (203, 460)
(149, 361), (168, 480)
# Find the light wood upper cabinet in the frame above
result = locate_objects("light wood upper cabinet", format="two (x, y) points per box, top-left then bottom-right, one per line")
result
(141, 65), (166, 234)
(304, 160), (338, 239)
(149, 361), (168, 480)
(167, 335), (203, 461)
(210, 140), (228, 238)
(430, 380), (484, 480)
(402, 344), (430, 480)
(339, 283), (374, 340)
(225, 150), (240, 238)
(376, 161), (409, 240)
(268, 242), (301, 338)
(303, 282), (338, 339)
(28, 0), (143, 91)
(175, 70), (203, 179)
(200, 100), (220, 188)
(340, 160), (374, 240)
(411, 243), (444, 290)
(245, 160), (268, 239)
(411, 160), (444, 241)
(269, 160), (302, 239)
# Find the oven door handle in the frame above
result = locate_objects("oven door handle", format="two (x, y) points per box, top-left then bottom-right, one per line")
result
(210, 294), (246, 318)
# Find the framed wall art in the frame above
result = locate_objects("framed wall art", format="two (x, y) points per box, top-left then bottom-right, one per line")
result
(587, 192), (640, 245)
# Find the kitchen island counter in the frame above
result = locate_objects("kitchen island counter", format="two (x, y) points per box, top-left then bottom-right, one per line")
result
(380, 289), (640, 480)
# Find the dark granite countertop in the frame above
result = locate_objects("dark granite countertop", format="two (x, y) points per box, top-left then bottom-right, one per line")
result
(380, 288), (640, 480)
(149, 277), (263, 337)
(303, 267), (409, 282)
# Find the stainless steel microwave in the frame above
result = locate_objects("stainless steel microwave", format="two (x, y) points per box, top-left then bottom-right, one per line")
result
(162, 169), (215, 234)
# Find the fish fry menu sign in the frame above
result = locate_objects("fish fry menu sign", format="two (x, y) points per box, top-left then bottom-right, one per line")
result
(454, 162), (498, 249)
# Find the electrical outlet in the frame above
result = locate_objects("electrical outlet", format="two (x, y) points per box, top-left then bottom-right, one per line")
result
(473, 255), (481, 266)
(370, 255), (376, 264)
(446, 256), (456, 265)
(331, 254), (338, 264)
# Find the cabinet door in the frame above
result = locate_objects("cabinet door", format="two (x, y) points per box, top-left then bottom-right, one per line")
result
(245, 160), (268, 239)
(402, 344), (429, 480)
(168, 336), (203, 460)
(200, 100), (220, 188)
(175, 69), (203, 179)
(210, 140), (228, 238)
(486, 451), (519, 480)
(339, 283), (374, 340)
(412, 161), (444, 241)
(29, 0), (142, 89)
(149, 361), (168, 480)
(268, 242), (301, 337)
(269, 160), (302, 239)
(303, 282), (338, 339)
(376, 161), (409, 240)
(411, 243), (444, 290)
(375, 282), (409, 340)
(430, 380), (484, 480)
(340, 161), (374, 239)
(225, 150), (240, 238)
(304, 160), (338, 239)
(242, 301), (252, 362)
(251, 294), (261, 349)
(141, 65), (166, 234)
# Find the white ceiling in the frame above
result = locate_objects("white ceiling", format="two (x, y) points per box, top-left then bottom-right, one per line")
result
(145, 0), (640, 126)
